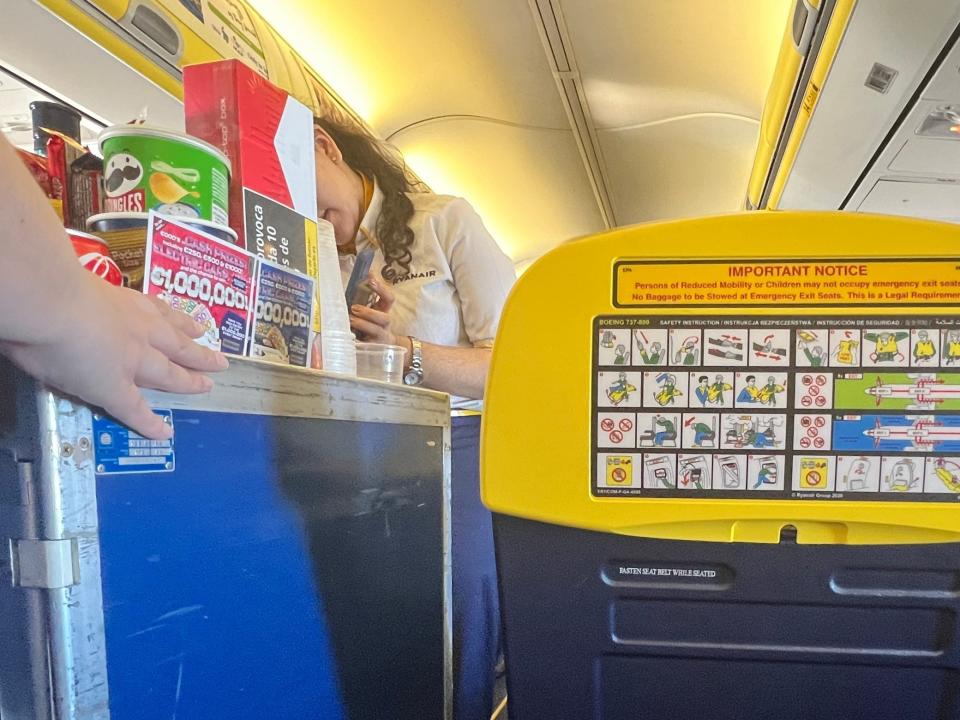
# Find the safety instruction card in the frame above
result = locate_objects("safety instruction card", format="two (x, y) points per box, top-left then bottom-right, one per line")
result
(592, 258), (960, 501)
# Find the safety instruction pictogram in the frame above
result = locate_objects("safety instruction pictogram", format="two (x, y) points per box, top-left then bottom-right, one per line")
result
(593, 315), (960, 501)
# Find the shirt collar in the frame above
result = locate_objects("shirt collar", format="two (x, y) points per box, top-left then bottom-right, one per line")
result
(355, 178), (384, 250)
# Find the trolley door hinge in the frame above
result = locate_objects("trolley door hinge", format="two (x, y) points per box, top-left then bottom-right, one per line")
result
(9, 538), (79, 589)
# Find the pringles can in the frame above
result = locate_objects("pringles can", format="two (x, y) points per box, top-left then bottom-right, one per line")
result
(98, 125), (231, 225)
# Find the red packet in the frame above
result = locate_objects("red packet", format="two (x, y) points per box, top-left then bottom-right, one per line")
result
(143, 213), (254, 355)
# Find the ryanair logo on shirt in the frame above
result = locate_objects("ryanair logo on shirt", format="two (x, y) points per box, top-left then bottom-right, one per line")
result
(394, 269), (438, 284)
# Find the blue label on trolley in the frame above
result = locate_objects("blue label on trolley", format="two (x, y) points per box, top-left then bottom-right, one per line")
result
(93, 410), (175, 475)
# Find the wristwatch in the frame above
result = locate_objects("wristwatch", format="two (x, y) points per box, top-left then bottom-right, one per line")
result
(404, 336), (424, 386)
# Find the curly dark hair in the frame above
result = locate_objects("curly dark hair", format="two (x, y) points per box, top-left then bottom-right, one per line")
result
(313, 116), (422, 282)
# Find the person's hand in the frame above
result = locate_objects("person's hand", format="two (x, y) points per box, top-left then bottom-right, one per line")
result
(0, 274), (227, 440)
(349, 274), (398, 345)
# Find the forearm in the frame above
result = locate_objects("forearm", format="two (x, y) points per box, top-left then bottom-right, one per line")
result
(404, 338), (491, 399)
(0, 136), (90, 344)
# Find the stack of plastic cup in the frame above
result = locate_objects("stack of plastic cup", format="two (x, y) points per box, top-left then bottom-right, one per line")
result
(314, 219), (357, 375)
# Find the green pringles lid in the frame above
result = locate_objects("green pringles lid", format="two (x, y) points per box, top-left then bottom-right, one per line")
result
(99, 125), (231, 225)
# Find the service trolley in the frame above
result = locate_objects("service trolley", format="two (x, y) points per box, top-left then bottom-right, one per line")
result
(484, 211), (960, 719)
(0, 359), (451, 720)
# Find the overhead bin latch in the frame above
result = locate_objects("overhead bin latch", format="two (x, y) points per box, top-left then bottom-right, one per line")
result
(791, 0), (820, 56)
(124, 0), (183, 62)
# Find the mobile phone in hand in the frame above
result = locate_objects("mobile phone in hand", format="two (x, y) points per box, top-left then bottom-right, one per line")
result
(345, 246), (377, 307)
(352, 280), (378, 308)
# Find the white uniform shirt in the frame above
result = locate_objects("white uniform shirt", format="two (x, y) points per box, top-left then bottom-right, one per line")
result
(355, 183), (516, 410)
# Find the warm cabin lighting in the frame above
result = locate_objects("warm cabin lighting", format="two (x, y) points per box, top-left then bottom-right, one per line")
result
(245, 0), (376, 122)
(245, 0), (516, 259)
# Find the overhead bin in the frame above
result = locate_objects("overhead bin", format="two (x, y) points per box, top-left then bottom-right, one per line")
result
(745, 0), (821, 209)
(35, 0), (361, 124)
(747, 0), (960, 217)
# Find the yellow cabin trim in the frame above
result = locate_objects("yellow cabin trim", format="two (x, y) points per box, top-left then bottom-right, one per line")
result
(746, 2), (807, 208)
(766, 0), (858, 209)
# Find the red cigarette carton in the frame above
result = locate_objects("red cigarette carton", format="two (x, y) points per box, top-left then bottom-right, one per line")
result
(183, 59), (318, 272)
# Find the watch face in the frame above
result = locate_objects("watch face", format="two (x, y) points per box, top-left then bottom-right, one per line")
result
(404, 370), (420, 386)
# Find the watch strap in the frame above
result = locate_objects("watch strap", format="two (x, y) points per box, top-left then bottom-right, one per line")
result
(405, 336), (424, 385)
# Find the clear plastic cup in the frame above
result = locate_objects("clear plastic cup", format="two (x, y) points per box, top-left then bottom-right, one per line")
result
(355, 342), (407, 384)
(321, 334), (357, 374)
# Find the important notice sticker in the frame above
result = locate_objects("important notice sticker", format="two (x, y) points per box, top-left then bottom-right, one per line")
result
(614, 258), (960, 307)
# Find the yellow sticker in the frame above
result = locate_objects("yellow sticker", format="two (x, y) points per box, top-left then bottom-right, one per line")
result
(799, 457), (829, 489)
(605, 455), (634, 486)
(614, 258), (960, 308)
(802, 81), (820, 114)
(304, 218), (322, 333)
